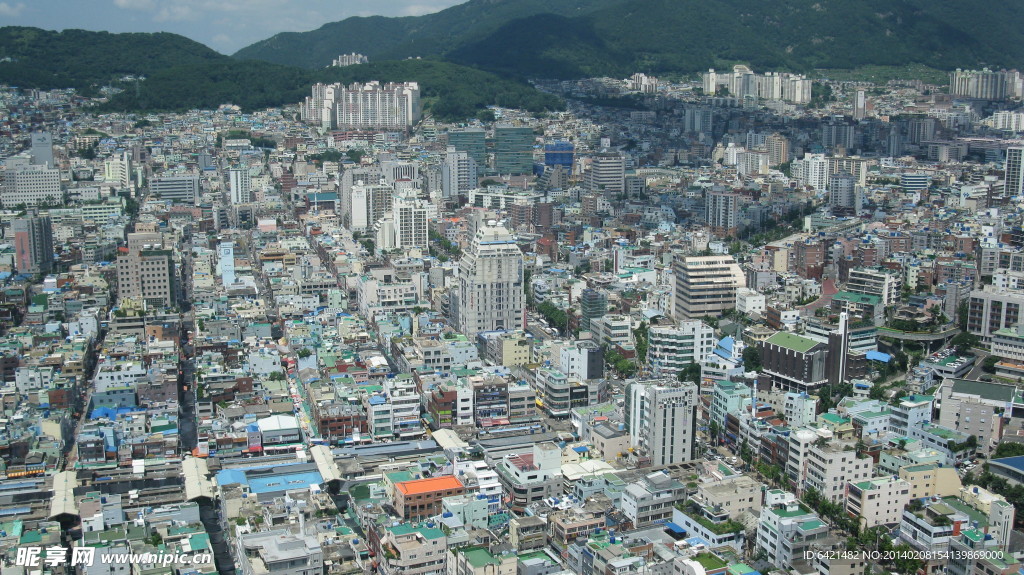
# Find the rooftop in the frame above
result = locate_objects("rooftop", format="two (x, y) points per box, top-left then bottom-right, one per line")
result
(395, 475), (464, 496)
(765, 332), (820, 354)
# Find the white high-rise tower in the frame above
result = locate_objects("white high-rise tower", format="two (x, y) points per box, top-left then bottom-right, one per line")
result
(454, 219), (524, 338)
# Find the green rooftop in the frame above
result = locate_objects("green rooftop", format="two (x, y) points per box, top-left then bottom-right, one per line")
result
(693, 552), (727, 570)
(834, 291), (881, 305)
(765, 332), (820, 354)
(820, 413), (850, 424)
(951, 379), (1017, 403)
(463, 547), (500, 568)
(799, 519), (825, 531)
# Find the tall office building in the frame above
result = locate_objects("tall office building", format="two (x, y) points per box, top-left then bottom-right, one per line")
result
(1006, 147), (1024, 197)
(494, 125), (534, 175)
(853, 90), (867, 120)
(12, 216), (54, 274)
(673, 255), (745, 320)
(150, 176), (200, 205)
(229, 168), (252, 205)
(447, 128), (487, 170)
(1, 164), (61, 207)
(300, 81), (421, 130)
(705, 190), (740, 236)
(585, 152), (626, 195)
(30, 132), (54, 168)
(579, 288), (608, 332)
(440, 148), (478, 199)
(626, 379), (699, 467)
(454, 219), (524, 337)
(116, 248), (176, 308)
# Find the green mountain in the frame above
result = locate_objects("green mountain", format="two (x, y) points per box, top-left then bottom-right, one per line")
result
(0, 27), (225, 93)
(235, 0), (1024, 78)
(0, 26), (562, 120)
(232, 0), (627, 68)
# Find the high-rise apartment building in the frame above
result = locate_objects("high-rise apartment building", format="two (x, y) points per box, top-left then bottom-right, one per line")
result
(706, 190), (740, 236)
(229, 167), (251, 205)
(673, 255), (745, 319)
(454, 219), (524, 337)
(793, 153), (829, 191)
(300, 81), (420, 129)
(392, 191), (435, 249)
(626, 379), (698, 466)
(494, 125), (534, 175)
(1006, 147), (1024, 198)
(764, 133), (790, 167)
(949, 68), (1022, 100)
(12, 216), (54, 275)
(218, 242), (235, 288)
(440, 148), (477, 199)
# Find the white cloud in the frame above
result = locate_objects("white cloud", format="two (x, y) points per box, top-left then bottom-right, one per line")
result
(154, 4), (195, 22)
(0, 2), (26, 16)
(112, 0), (155, 10)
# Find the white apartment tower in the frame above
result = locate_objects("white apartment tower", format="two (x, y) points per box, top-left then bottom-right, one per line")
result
(1006, 147), (1024, 197)
(301, 81), (421, 130)
(229, 167), (252, 204)
(454, 219), (524, 338)
(441, 148), (478, 199)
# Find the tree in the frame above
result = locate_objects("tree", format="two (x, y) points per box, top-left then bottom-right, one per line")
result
(297, 348), (312, 358)
(679, 362), (701, 384)
(742, 346), (762, 371)
(634, 321), (649, 363)
(982, 355), (1001, 374)
(957, 300), (969, 331)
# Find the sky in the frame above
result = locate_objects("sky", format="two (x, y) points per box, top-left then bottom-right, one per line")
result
(1, 0), (465, 54)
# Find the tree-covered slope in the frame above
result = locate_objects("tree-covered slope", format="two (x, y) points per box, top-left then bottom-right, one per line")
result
(232, 0), (627, 68)
(0, 27), (226, 93)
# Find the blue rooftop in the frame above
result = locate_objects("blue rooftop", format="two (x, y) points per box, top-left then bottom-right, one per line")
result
(866, 351), (891, 362)
(991, 456), (1024, 472)
(247, 471), (323, 494)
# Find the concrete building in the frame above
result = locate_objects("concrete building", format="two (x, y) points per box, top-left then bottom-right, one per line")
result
(938, 379), (1015, 453)
(116, 248), (176, 308)
(648, 320), (716, 376)
(454, 219), (524, 338)
(494, 125), (534, 175)
(393, 475), (466, 521)
(301, 81), (421, 130)
(494, 442), (562, 511)
(756, 491), (831, 571)
(673, 255), (745, 320)
(805, 441), (874, 503)
(845, 476), (912, 528)
(441, 148), (478, 199)
(229, 167), (252, 205)
(150, 176), (200, 205)
(761, 332), (829, 392)
(705, 190), (740, 236)
(236, 529), (323, 575)
(735, 287), (766, 315)
(12, 215), (53, 275)
(966, 286), (1024, 342)
(1, 164), (61, 207)
(626, 379), (698, 466)
(621, 470), (686, 528)
(586, 152), (625, 195)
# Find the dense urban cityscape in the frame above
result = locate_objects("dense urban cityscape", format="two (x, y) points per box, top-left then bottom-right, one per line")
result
(2, 7), (1024, 575)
